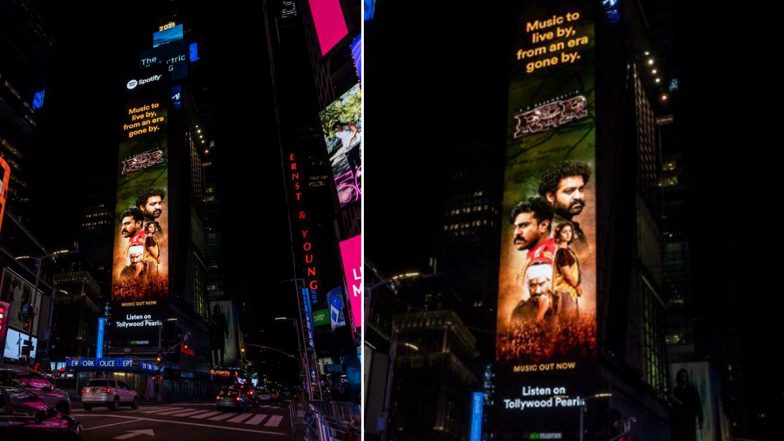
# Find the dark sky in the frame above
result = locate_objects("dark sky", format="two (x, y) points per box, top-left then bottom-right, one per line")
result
(367, 0), (784, 437)
(28, 0), (300, 359)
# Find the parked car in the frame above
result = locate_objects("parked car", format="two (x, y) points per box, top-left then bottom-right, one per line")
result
(215, 386), (249, 412)
(0, 384), (83, 440)
(81, 379), (139, 411)
(0, 365), (71, 414)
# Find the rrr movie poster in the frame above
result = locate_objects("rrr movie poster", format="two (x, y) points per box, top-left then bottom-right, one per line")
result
(496, 0), (597, 372)
(111, 91), (170, 316)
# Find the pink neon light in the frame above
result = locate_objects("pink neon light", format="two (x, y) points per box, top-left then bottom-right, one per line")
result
(339, 235), (362, 327)
(309, 0), (349, 56)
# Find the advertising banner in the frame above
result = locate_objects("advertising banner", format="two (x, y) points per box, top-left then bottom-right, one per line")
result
(0, 268), (42, 336)
(320, 84), (362, 206)
(339, 234), (362, 327)
(111, 79), (169, 347)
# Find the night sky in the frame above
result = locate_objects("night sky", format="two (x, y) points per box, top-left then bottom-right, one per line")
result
(27, 0), (300, 374)
(366, 0), (784, 437)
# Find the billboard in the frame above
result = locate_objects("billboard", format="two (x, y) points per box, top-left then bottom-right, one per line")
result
(140, 40), (190, 81)
(0, 156), (9, 234)
(671, 362), (732, 441)
(497, 0), (596, 371)
(339, 234), (362, 327)
(153, 24), (183, 48)
(0, 268), (42, 336)
(319, 84), (362, 206)
(209, 301), (239, 367)
(3, 328), (37, 360)
(308, 0), (348, 56)
(111, 84), (169, 347)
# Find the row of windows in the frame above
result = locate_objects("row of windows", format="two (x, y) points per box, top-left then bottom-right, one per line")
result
(443, 219), (493, 231)
(447, 205), (491, 216)
(0, 137), (23, 159)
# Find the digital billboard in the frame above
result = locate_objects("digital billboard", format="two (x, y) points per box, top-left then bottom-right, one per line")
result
(140, 40), (190, 81)
(497, 0), (596, 370)
(495, 1), (596, 435)
(308, 0), (348, 56)
(319, 84), (362, 206)
(3, 328), (37, 361)
(0, 268), (42, 336)
(0, 156), (9, 234)
(671, 362), (732, 441)
(111, 83), (169, 347)
(209, 300), (239, 367)
(339, 234), (362, 327)
(153, 24), (183, 48)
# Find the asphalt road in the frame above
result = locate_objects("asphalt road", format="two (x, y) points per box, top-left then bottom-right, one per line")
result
(69, 401), (296, 440)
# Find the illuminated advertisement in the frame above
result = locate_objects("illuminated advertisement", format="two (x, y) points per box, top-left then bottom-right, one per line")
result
(497, 0), (596, 371)
(671, 362), (731, 441)
(308, 0), (348, 56)
(470, 392), (483, 441)
(209, 301), (239, 367)
(112, 101), (169, 303)
(319, 84), (362, 206)
(0, 268), (42, 336)
(0, 156), (9, 234)
(140, 40), (190, 81)
(3, 328), (37, 360)
(0, 301), (8, 351)
(111, 82), (169, 347)
(153, 23), (183, 48)
(339, 234), (362, 327)
(495, 4), (596, 435)
(351, 34), (361, 81)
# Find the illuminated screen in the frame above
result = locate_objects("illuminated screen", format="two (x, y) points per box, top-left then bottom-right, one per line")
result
(0, 268), (42, 336)
(3, 328), (37, 360)
(209, 301), (239, 367)
(319, 84), (362, 206)
(111, 85), (170, 346)
(140, 40), (190, 81)
(351, 34), (361, 81)
(495, 2), (597, 435)
(308, 0), (348, 56)
(153, 24), (183, 48)
(339, 235), (362, 327)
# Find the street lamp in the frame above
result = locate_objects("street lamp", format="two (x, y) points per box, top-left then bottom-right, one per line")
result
(275, 316), (312, 400)
(15, 249), (71, 366)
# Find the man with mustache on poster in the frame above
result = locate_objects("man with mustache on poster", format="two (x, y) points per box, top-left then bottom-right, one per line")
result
(136, 188), (165, 236)
(508, 197), (556, 325)
(538, 161), (591, 249)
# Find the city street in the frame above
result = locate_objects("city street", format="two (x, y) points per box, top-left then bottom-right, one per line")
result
(70, 401), (294, 441)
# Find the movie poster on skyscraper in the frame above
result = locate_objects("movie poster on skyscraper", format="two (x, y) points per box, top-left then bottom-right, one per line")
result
(496, 1), (597, 372)
(111, 98), (169, 308)
(319, 84), (362, 206)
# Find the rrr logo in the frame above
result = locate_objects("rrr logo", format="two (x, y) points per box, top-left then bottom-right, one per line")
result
(513, 95), (588, 138)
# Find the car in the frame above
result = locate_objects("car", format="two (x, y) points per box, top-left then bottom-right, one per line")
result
(236, 384), (258, 406)
(0, 384), (83, 440)
(81, 379), (139, 411)
(0, 365), (72, 414)
(215, 386), (249, 412)
(256, 387), (272, 403)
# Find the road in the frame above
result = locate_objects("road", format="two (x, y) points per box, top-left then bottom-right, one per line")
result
(70, 401), (297, 440)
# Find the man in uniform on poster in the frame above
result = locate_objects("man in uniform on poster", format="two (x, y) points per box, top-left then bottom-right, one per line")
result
(508, 197), (556, 324)
(538, 161), (592, 250)
(136, 188), (165, 236)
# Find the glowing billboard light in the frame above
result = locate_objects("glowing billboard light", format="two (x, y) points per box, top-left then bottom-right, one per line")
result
(339, 235), (362, 327)
(308, 0), (348, 56)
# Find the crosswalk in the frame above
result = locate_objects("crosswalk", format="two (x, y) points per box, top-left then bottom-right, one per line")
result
(75, 406), (286, 428)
